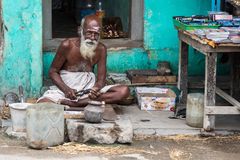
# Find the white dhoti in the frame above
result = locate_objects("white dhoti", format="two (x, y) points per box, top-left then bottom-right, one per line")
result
(37, 70), (117, 103)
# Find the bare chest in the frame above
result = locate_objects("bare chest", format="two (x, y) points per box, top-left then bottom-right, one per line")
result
(63, 48), (97, 72)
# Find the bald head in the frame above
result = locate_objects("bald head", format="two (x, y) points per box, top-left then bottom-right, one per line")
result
(83, 15), (100, 28)
(80, 15), (101, 35)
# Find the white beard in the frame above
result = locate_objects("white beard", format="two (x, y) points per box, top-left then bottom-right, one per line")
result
(80, 32), (99, 61)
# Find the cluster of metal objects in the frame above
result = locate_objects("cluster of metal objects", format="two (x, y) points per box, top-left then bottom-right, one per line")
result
(102, 24), (126, 38)
(228, 0), (240, 7)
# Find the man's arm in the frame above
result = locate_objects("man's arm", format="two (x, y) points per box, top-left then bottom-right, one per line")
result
(95, 44), (107, 89)
(89, 44), (107, 99)
(49, 40), (77, 100)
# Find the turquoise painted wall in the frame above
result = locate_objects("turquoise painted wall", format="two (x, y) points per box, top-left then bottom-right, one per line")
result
(144, 0), (210, 49)
(43, 48), (149, 78)
(144, 0), (229, 75)
(0, 0), (42, 97)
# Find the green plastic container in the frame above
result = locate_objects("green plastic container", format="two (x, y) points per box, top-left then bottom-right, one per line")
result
(173, 19), (220, 30)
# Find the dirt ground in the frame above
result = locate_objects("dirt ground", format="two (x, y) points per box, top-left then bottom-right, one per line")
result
(0, 129), (240, 160)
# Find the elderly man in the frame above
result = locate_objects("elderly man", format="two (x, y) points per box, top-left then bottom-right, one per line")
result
(38, 15), (130, 107)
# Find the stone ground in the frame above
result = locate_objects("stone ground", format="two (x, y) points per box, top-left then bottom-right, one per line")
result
(1, 102), (240, 159)
(0, 128), (240, 160)
(117, 104), (240, 136)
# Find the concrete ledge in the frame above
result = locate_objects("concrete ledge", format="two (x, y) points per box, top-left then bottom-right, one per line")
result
(5, 127), (26, 139)
(66, 116), (133, 144)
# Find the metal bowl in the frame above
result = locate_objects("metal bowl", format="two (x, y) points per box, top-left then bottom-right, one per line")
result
(4, 92), (19, 105)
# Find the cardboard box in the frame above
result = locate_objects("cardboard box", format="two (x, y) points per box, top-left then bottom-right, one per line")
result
(136, 87), (176, 111)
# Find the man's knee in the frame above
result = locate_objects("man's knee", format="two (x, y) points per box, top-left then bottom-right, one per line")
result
(119, 85), (130, 99)
(37, 98), (54, 103)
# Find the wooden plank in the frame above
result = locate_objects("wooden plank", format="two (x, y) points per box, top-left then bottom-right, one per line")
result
(230, 54), (240, 98)
(216, 87), (240, 110)
(126, 69), (176, 83)
(177, 40), (188, 105)
(127, 82), (177, 86)
(130, 75), (176, 83)
(203, 52), (217, 131)
(205, 106), (240, 115)
(127, 69), (158, 76)
(184, 30), (240, 47)
(179, 31), (240, 53)
(103, 104), (117, 121)
(64, 111), (84, 119)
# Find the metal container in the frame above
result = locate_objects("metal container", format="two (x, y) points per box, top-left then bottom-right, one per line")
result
(4, 92), (19, 105)
(9, 103), (31, 132)
(84, 101), (105, 123)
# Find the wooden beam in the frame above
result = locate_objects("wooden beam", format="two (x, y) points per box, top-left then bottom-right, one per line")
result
(205, 106), (240, 115)
(177, 40), (188, 105)
(203, 52), (217, 131)
(178, 31), (240, 53)
(216, 87), (240, 110)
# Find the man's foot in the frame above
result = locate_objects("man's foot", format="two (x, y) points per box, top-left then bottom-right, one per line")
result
(60, 98), (89, 107)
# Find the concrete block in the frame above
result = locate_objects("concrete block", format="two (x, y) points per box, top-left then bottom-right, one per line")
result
(66, 117), (133, 144)
(115, 117), (133, 143)
(67, 119), (117, 144)
(156, 128), (200, 136)
(0, 119), (12, 127)
(5, 127), (26, 139)
(134, 128), (156, 136)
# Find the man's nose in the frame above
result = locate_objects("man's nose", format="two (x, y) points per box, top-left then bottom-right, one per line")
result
(90, 34), (95, 40)
(87, 32), (95, 40)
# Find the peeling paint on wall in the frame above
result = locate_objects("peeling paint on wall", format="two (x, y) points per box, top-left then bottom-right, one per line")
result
(144, 0), (229, 76)
(0, 1), (3, 64)
(0, 0), (42, 97)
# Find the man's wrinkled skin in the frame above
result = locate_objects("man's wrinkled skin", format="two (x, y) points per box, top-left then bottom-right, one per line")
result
(38, 15), (130, 107)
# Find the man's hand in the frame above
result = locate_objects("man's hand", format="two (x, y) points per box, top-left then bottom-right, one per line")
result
(88, 87), (101, 100)
(63, 87), (77, 100)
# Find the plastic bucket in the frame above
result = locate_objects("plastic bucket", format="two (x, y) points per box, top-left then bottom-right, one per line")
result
(9, 103), (32, 132)
(186, 93), (204, 128)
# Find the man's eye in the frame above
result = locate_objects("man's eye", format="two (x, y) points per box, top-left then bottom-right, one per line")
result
(85, 32), (91, 36)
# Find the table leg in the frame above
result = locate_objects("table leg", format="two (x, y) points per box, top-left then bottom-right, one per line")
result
(204, 52), (217, 131)
(230, 54), (240, 99)
(177, 40), (188, 106)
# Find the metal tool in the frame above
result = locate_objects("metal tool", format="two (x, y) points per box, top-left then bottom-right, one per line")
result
(75, 89), (91, 97)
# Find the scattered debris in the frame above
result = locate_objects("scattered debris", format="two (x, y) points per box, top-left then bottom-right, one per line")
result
(169, 148), (192, 160)
(134, 134), (240, 142)
(0, 104), (11, 120)
(49, 142), (160, 155)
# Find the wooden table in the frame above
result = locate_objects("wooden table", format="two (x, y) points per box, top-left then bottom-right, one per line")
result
(177, 30), (240, 131)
